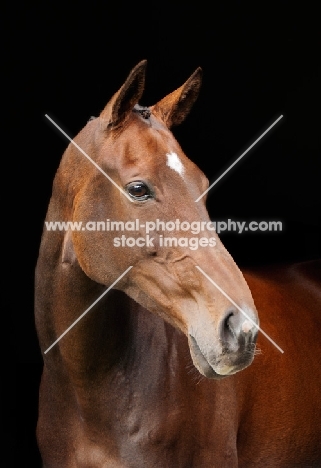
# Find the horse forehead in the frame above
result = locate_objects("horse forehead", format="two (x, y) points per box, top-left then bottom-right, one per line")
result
(112, 114), (204, 183)
(120, 117), (187, 166)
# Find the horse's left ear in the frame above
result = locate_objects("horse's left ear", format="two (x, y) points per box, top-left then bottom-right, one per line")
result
(151, 67), (202, 128)
(100, 60), (147, 129)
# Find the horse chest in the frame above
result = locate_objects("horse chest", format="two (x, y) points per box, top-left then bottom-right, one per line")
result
(71, 347), (239, 467)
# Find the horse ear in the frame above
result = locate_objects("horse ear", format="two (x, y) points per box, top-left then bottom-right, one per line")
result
(152, 67), (202, 128)
(100, 60), (147, 129)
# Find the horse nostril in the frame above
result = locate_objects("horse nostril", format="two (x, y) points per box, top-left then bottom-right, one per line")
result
(221, 310), (237, 344)
(220, 309), (258, 348)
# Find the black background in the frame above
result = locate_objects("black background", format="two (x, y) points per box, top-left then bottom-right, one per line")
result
(7, 2), (321, 466)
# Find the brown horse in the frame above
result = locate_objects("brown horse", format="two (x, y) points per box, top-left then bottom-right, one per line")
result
(35, 61), (321, 467)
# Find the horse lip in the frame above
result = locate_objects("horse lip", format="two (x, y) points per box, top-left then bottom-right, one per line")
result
(188, 335), (225, 380)
(188, 334), (255, 379)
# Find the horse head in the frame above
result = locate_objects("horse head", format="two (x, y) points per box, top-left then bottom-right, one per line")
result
(55, 60), (259, 379)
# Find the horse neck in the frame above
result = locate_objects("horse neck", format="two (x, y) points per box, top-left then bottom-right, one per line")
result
(35, 218), (177, 390)
(34, 192), (117, 381)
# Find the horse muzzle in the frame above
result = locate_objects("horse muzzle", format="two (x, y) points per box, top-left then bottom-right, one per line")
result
(188, 306), (259, 379)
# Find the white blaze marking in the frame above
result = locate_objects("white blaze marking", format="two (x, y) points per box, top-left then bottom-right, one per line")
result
(166, 152), (185, 177)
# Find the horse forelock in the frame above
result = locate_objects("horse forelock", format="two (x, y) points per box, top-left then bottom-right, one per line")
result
(133, 104), (151, 120)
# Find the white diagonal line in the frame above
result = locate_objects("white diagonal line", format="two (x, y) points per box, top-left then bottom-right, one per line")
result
(195, 265), (284, 353)
(44, 266), (133, 354)
(45, 114), (134, 202)
(195, 115), (283, 202)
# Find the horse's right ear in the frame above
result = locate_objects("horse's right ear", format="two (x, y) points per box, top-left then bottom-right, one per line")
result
(151, 67), (202, 128)
(100, 60), (147, 129)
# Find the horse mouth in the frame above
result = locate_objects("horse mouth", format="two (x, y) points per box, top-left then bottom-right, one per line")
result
(188, 334), (255, 380)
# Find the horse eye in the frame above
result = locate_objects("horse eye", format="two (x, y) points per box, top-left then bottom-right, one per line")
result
(126, 181), (151, 200)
